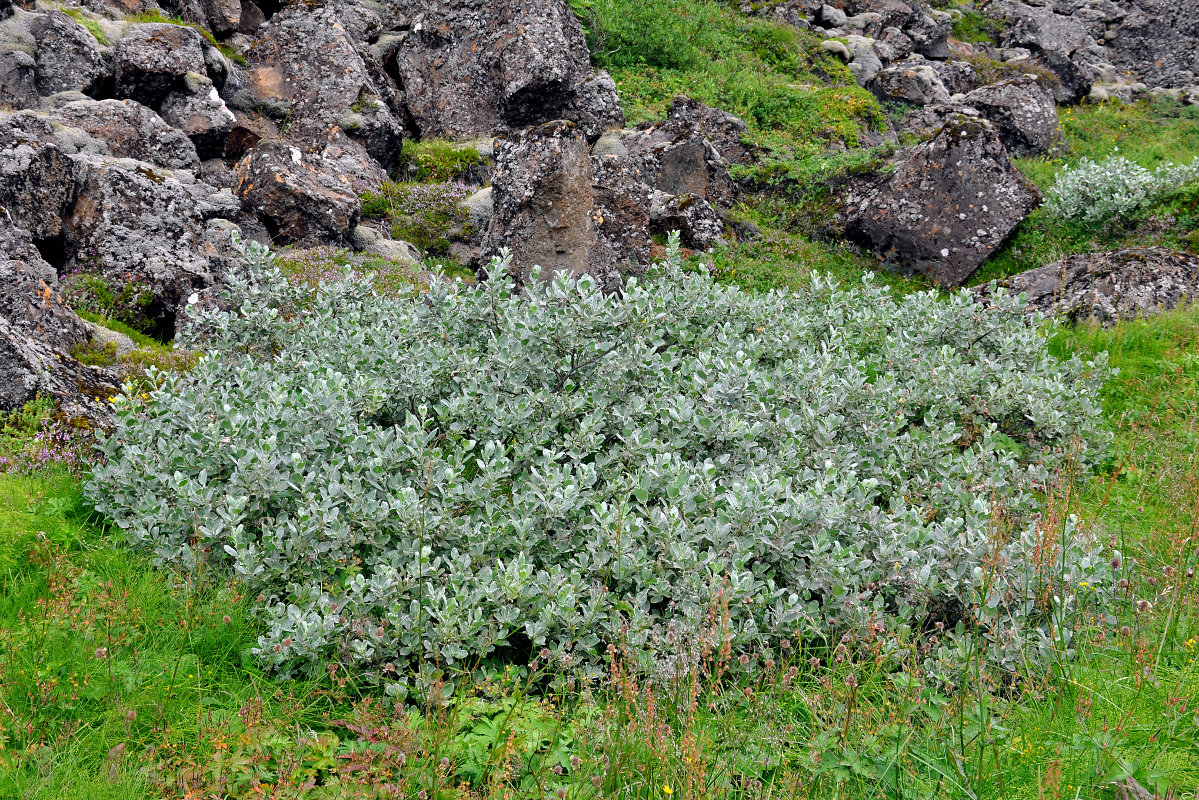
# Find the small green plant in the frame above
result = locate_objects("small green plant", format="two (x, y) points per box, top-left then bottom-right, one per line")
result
(401, 139), (484, 183)
(360, 181), (474, 256)
(61, 272), (159, 337)
(68, 339), (119, 368)
(951, 10), (1003, 44)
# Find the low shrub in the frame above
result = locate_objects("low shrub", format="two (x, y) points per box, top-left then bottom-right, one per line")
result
(400, 140), (485, 183)
(1046, 154), (1199, 224)
(88, 235), (1113, 685)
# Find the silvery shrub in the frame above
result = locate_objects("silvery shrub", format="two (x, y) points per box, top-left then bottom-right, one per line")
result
(87, 234), (1113, 682)
(1047, 154), (1199, 224)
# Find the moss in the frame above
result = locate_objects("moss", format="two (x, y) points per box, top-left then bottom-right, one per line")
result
(951, 10), (1003, 44)
(62, 274), (160, 338)
(67, 340), (119, 368)
(400, 139), (484, 183)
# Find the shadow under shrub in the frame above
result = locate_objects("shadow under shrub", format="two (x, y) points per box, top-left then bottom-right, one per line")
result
(87, 236), (1113, 685)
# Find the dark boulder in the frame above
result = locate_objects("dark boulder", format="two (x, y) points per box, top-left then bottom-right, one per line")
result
(49, 97), (200, 170)
(113, 23), (209, 106)
(485, 120), (649, 292)
(29, 11), (109, 98)
(234, 140), (362, 246)
(159, 73), (236, 159)
(388, 0), (622, 141)
(961, 76), (1063, 158)
(843, 114), (1041, 287)
(975, 248), (1199, 324)
(1107, 0), (1199, 89)
(243, 4), (403, 169)
(650, 191), (726, 251)
(870, 57), (951, 106)
(0, 111), (84, 239)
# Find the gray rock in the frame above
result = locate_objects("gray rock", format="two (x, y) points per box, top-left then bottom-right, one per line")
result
(458, 185), (494, 232)
(846, 35), (884, 84)
(485, 120), (649, 292)
(975, 247), (1199, 324)
(234, 140), (361, 246)
(0, 111), (84, 239)
(649, 191), (726, 250)
(29, 11), (108, 97)
(0, 15), (39, 109)
(388, 0), (619, 141)
(0, 314), (119, 419)
(160, 73), (236, 159)
(63, 155), (231, 337)
(820, 4), (848, 27)
(1107, 1), (1199, 89)
(350, 227), (423, 265)
(930, 60), (980, 96)
(49, 97), (200, 170)
(243, 4), (403, 169)
(962, 76), (1064, 157)
(843, 114), (1041, 287)
(113, 23), (208, 106)
(870, 58), (951, 105)
(81, 318), (136, 356)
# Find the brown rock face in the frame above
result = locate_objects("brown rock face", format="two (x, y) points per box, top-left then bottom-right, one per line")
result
(486, 121), (600, 288)
(49, 98), (200, 170)
(975, 248), (1199, 324)
(843, 115), (1041, 287)
(389, 0), (622, 141)
(485, 120), (652, 292)
(234, 140), (362, 246)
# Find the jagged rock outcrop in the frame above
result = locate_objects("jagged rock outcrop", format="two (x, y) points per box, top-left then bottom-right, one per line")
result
(0, 223), (118, 418)
(0, 110), (85, 239)
(386, 0), (623, 141)
(113, 22), (209, 106)
(961, 76), (1063, 157)
(485, 120), (648, 291)
(234, 140), (362, 246)
(843, 114), (1041, 287)
(160, 73), (236, 158)
(243, 3), (403, 169)
(975, 247), (1199, 324)
(1106, 1), (1199, 89)
(28, 11), (109, 97)
(870, 57), (951, 105)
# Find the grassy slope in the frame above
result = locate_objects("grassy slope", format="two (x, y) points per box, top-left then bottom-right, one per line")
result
(2, 308), (1197, 798)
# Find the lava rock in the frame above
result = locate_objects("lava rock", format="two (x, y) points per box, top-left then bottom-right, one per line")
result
(0, 111), (84, 239)
(962, 76), (1063, 157)
(160, 73), (236, 159)
(234, 140), (362, 246)
(870, 58), (951, 105)
(485, 120), (648, 292)
(113, 23), (208, 106)
(29, 11), (109, 97)
(244, 3), (403, 169)
(975, 247), (1199, 324)
(389, 0), (621, 141)
(49, 97), (200, 170)
(649, 191), (726, 251)
(843, 114), (1041, 287)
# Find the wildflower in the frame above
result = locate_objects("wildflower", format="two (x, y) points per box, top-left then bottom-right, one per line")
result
(663, 785), (673, 796)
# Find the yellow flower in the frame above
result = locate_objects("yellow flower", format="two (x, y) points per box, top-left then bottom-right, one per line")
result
(663, 786), (673, 796)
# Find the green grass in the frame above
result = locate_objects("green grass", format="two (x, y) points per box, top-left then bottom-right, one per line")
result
(972, 99), (1199, 285)
(61, 7), (110, 45)
(571, 0), (883, 154)
(950, 10), (1003, 44)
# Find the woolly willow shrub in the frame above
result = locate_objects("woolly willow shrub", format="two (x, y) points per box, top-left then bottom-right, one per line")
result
(87, 235), (1113, 686)
(1046, 154), (1199, 224)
